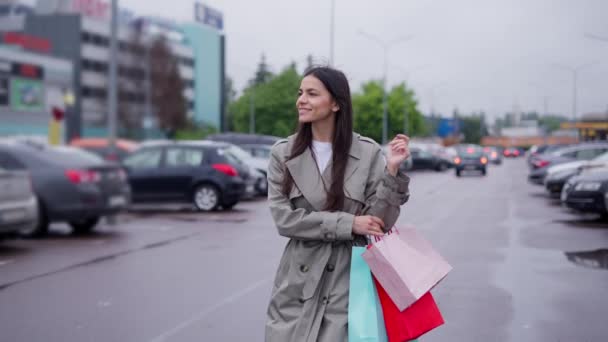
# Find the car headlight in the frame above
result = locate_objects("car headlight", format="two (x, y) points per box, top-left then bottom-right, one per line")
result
(574, 182), (602, 192)
(551, 169), (577, 181)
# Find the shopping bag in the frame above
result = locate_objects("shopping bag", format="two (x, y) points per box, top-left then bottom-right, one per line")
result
(362, 226), (452, 311)
(348, 246), (388, 342)
(374, 276), (443, 342)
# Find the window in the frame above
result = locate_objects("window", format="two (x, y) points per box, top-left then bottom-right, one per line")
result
(124, 149), (162, 169)
(575, 149), (603, 160)
(165, 148), (203, 167)
(0, 151), (25, 170)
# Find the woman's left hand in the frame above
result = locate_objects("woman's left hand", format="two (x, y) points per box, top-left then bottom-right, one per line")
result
(386, 134), (410, 176)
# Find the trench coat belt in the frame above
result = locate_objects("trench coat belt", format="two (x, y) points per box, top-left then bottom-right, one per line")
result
(301, 245), (333, 300)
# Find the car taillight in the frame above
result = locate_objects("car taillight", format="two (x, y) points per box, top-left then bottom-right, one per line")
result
(504, 150), (510, 156)
(212, 164), (239, 177)
(491, 152), (497, 158)
(480, 157), (488, 164)
(454, 157), (461, 165)
(514, 150), (520, 156)
(533, 159), (550, 168)
(65, 169), (101, 184)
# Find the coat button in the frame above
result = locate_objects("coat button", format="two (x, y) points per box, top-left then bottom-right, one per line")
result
(326, 264), (335, 272)
(322, 296), (329, 304)
(300, 265), (309, 273)
(299, 298), (306, 304)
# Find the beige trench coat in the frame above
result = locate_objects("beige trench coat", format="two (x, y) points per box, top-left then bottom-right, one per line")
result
(265, 133), (410, 342)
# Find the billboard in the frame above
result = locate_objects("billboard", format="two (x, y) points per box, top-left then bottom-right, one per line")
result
(10, 78), (44, 111)
(194, 2), (224, 31)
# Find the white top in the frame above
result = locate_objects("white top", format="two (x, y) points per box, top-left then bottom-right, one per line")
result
(312, 140), (333, 173)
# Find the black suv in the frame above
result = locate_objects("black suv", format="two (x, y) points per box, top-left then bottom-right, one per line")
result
(123, 141), (250, 211)
(454, 145), (488, 177)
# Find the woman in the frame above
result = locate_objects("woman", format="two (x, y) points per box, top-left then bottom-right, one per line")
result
(265, 66), (411, 342)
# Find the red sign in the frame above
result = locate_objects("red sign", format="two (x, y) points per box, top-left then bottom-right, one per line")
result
(2, 32), (51, 53)
(11, 63), (44, 80)
(72, 0), (110, 20)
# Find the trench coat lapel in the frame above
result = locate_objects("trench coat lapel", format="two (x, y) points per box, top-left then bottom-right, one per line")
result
(286, 147), (327, 211)
(285, 134), (362, 211)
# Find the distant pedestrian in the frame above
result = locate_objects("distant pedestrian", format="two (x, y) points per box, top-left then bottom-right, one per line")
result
(265, 66), (411, 342)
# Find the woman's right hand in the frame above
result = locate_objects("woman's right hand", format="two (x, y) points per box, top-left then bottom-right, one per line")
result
(352, 215), (385, 236)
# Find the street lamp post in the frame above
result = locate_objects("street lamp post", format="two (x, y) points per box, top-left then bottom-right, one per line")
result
(391, 64), (430, 134)
(108, 0), (118, 151)
(552, 62), (597, 122)
(358, 30), (413, 144)
(329, 0), (335, 65)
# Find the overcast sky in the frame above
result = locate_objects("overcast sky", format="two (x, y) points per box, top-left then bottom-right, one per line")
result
(29, 0), (608, 121)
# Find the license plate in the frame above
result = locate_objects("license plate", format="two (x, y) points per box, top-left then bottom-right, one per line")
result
(246, 185), (254, 193)
(109, 196), (127, 207)
(464, 165), (478, 170)
(1, 210), (26, 223)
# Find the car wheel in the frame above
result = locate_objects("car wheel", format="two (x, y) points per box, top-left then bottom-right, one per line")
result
(70, 217), (100, 235)
(456, 169), (462, 177)
(19, 198), (48, 238)
(193, 184), (220, 211)
(256, 177), (268, 195)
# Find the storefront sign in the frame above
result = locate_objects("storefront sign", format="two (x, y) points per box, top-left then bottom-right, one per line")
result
(2, 32), (52, 53)
(195, 2), (224, 31)
(10, 78), (44, 111)
(11, 63), (44, 80)
(71, 0), (110, 20)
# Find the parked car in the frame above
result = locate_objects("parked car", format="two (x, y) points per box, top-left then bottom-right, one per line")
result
(561, 166), (608, 217)
(409, 146), (450, 171)
(122, 141), (251, 211)
(528, 144), (570, 167)
(70, 138), (139, 162)
(0, 166), (38, 237)
(483, 146), (503, 165)
(218, 143), (268, 196)
(453, 146), (488, 177)
(544, 152), (608, 195)
(206, 133), (281, 146)
(503, 147), (522, 158)
(528, 143), (608, 185)
(240, 144), (272, 159)
(0, 141), (131, 236)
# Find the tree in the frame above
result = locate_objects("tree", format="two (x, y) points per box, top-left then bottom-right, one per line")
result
(460, 113), (489, 144)
(250, 53), (273, 86)
(230, 64), (300, 137)
(149, 36), (187, 138)
(223, 76), (237, 131)
(352, 81), (426, 143)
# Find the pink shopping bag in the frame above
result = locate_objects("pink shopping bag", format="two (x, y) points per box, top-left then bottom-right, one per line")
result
(362, 226), (452, 311)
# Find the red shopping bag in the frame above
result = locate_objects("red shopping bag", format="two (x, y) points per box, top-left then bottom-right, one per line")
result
(373, 276), (444, 342)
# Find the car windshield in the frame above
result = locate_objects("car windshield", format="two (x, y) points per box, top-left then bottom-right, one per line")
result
(458, 147), (484, 157)
(224, 145), (253, 161)
(592, 151), (608, 162)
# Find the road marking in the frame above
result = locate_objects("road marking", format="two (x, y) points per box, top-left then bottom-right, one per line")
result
(0, 259), (14, 267)
(147, 278), (270, 342)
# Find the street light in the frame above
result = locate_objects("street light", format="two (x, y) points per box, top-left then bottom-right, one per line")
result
(358, 30), (413, 144)
(390, 64), (430, 134)
(552, 62), (597, 122)
(108, 0), (118, 150)
(585, 32), (608, 43)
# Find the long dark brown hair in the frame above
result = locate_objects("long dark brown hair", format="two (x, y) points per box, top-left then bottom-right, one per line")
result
(282, 66), (353, 211)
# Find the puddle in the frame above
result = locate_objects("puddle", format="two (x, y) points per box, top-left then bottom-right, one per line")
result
(564, 249), (608, 270)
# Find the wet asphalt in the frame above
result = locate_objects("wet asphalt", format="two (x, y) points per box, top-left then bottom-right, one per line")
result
(0, 158), (607, 342)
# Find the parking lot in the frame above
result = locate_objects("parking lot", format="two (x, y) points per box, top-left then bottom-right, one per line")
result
(1, 157), (607, 341)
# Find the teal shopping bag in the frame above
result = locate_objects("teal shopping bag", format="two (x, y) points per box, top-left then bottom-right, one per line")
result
(348, 246), (388, 342)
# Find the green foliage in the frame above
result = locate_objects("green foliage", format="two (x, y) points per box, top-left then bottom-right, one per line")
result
(174, 120), (218, 140)
(229, 64), (300, 137)
(352, 81), (426, 143)
(460, 113), (489, 144)
(250, 54), (273, 86)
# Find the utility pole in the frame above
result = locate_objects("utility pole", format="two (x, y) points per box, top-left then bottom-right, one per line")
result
(552, 62), (597, 122)
(358, 30), (413, 144)
(108, 0), (118, 152)
(329, 0), (335, 65)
